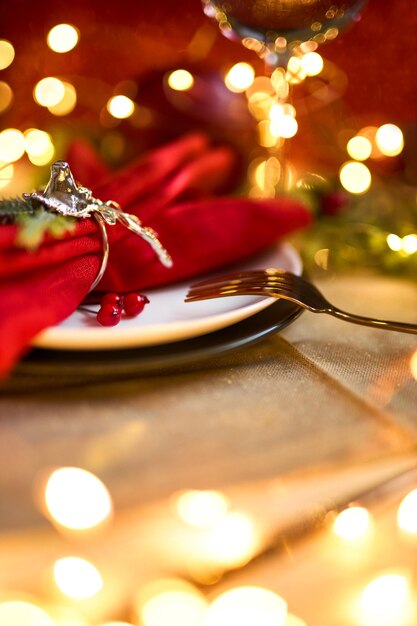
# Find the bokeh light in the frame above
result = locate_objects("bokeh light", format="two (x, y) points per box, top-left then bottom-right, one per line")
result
(357, 126), (384, 159)
(0, 40), (15, 70)
(138, 580), (208, 626)
(269, 115), (298, 139)
(339, 161), (371, 194)
(142, 591), (207, 626)
(107, 95), (135, 119)
(375, 124), (404, 157)
(281, 103), (296, 117)
(386, 233), (417, 255)
(175, 489), (229, 528)
(204, 511), (259, 567)
(285, 56), (306, 84)
(257, 121), (278, 148)
(44, 466), (112, 530)
(48, 82), (77, 116)
(47, 24), (79, 53)
(0, 81), (13, 113)
(54, 557), (104, 600)
(248, 91), (275, 121)
(34, 77), (66, 107)
(254, 160), (267, 189)
(0, 601), (54, 626)
(167, 69), (195, 91)
(133, 578), (207, 626)
(28, 143), (56, 166)
(347, 136), (372, 161)
(25, 129), (53, 157)
(314, 247), (330, 270)
(397, 489), (417, 534)
(359, 573), (411, 626)
(402, 234), (417, 255)
(386, 233), (402, 252)
(25, 129), (55, 166)
(0, 163), (14, 188)
(225, 62), (255, 92)
(0, 128), (26, 162)
(270, 68), (289, 100)
(332, 506), (372, 541)
(301, 51), (324, 76)
(299, 40), (319, 54)
(252, 157), (281, 194)
(248, 75), (274, 98)
(204, 587), (287, 626)
(269, 104), (284, 122)
(326, 26), (339, 40)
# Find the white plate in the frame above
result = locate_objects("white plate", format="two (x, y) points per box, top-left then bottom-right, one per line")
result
(33, 243), (302, 351)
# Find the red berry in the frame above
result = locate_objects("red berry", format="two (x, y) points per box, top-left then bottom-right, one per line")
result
(97, 304), (121, 326)
(124, 293), (149, 316)
(101, 293), (123, 307)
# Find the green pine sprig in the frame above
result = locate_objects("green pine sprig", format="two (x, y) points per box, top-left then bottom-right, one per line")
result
(0, 197), (35, 223)
(0, 197), (76, 250)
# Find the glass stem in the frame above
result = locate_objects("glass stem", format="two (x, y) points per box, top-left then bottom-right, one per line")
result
(272, 73), (293, 194)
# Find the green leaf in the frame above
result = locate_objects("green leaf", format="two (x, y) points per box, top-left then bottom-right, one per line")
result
(15, 209), (76, 251)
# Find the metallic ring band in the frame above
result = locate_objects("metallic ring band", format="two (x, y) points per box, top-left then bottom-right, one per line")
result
(18, 161), (172, 296)
(88, 213), (110, 293)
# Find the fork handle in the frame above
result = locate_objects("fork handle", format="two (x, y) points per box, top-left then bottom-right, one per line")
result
(330, 307), (417, 334)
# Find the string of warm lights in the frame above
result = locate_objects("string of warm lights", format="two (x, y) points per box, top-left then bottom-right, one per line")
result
(0, 23), (409, 210)
(339, 123), (404, 194)
(210, 52), (407, 205)
(216, 54), (416, 267)
(1, 442), (417, 626)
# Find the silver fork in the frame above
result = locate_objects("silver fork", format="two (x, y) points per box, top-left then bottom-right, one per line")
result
(185, 269), (417, 334)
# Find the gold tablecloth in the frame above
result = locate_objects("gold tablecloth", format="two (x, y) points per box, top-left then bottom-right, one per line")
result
(0, 274), (416, 625)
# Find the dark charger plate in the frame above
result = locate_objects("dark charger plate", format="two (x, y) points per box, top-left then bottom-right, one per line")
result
(14, 297), (302, 380)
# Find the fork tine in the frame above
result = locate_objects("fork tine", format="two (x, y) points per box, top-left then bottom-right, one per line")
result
(187, 282), (284, 298)
(185, 289), (281, 302)
(190, 268), (288, 288)
(188, 272), (324, 303)
(186, 283), (290, 301)
(186, 276), (294, 299)
(188, 283), (296, 297)
(185, 268), (313, 306)
(187, 271), (292, 294)
(185, 283), (299, 303)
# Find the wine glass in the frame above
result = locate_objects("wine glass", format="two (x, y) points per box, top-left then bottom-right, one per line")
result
(203, 1), (366, 69)
(202, 0), (367, 191)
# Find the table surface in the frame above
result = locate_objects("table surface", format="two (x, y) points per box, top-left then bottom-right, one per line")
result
(0, 273), (416, 625)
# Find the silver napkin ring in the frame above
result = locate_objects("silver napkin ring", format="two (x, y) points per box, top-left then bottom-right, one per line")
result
(23, 161), (173, 293)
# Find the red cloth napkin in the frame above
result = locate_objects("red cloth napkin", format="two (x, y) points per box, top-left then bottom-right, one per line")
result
(0, 134), (312, 377)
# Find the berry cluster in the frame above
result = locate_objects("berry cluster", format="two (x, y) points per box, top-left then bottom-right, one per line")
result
(97, 292), (150, 326)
